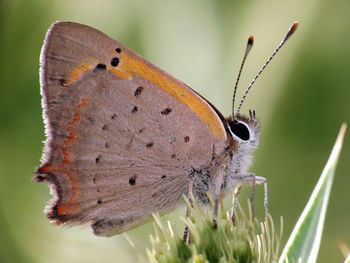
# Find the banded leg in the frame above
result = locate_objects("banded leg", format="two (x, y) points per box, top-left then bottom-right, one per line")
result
(213, 166), (225, 229)
(183, 178), (194, 243)
(231, 173), (268, 223)
(231, 186), (241, 225)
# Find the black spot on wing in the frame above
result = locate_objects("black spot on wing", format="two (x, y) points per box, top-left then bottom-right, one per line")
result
(129, 176), (137, 185)
(60, 78), (66, 86)
(111, 57), (119, 67)
(95, 155), (102, 164)
(161, 107), (172, 115)
(96, 63), (106, 70)
(146, 142), (154, 148)
(134, 87), (144, 97)
(131, 106), (138, 113)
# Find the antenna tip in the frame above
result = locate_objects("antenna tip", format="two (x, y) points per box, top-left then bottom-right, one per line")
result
(248, 35), (254, 46)
(290, 21), (299, 35)
(245, 35), (254, 54)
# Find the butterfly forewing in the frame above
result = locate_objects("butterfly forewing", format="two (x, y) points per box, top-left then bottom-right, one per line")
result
(36, 22), (227, 236)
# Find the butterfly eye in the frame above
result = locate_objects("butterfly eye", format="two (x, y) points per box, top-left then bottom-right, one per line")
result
(229, 121), (250, 141)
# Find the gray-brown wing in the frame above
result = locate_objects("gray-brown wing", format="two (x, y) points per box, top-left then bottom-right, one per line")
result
(35, 22), (227, 236)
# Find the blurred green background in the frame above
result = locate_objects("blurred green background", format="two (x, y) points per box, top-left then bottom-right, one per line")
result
(1, 0), (349, 262)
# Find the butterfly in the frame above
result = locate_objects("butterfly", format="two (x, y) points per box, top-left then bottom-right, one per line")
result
(34, 21), (298, 236)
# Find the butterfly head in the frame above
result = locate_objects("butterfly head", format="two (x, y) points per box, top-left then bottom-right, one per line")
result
(228, 110), (260, 152)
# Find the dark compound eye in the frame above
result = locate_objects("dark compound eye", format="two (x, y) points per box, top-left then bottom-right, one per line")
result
(229, 121), (250, 141)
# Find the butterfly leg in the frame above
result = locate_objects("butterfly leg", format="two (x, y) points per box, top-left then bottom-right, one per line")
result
(183, 177), (194, 243)
(213, 166), (225, 229)
(231, 173), (268, 223)
(231, 186), (241, 225)
(231, 174), (256, 224)
(250, 174), (256, 219)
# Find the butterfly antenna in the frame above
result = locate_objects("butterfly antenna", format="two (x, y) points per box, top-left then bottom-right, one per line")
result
(236, 21), (299, 115)
(232, 35), (254, 117)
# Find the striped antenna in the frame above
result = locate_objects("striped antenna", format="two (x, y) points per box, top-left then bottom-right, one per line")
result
(232, 35), (254, 117)
(236, 21), (299, 115)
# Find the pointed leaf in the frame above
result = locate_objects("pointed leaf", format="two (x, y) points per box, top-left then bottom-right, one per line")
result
(279, 123), (347, 263)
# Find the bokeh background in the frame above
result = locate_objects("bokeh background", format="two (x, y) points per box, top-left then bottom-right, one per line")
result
(1, 0), (349, 262)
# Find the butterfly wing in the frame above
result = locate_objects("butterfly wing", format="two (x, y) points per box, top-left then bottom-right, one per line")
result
(35, 22), (227, 236)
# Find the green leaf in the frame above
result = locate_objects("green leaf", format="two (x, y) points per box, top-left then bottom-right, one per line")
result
(278, 123), (347, 263)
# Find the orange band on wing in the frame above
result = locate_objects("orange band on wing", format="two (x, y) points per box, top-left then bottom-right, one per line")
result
(109, 53), (226, 141)
(43, 97), (88, 212)
(56, 199), (79, 215)
(66, 54), (226, 141)
(66, 63), (94, 84)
